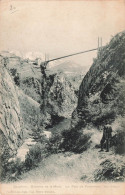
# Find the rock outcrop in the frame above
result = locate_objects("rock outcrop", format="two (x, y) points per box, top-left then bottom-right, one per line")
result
(72, 31), (125, 129)
(40, 71), (77, 127)
(0, 60), (23, 155)
(49, 61), (85, 95)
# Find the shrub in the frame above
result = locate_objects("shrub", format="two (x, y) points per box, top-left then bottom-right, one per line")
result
(112, 131), (125, 154)
(10, 68), (17, 76)
(60, 127), (91, 153)
(1, 140), (49, 182)
(24, 142), (48, 171)
(93, 110), (116, 126)
(29, 128), (46, 143)
(14, 74), (20, 86)
(94, 159), (125, 182)
(1, 158), (24, 182)
(46, 133), (63, 154)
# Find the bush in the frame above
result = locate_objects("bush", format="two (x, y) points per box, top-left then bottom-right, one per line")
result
(14, 74), (20, 86)
(60, 127), (91, 153)
(1, 158), (24, 182)
(93, 110), (116, 126)
(1, 140), (49, 182)
(29, 128), (46, 143)
(112, 131), (125, 154)
(24, 142), (48, 171)
(94, 159), (125, 182)
(46, 133), (63, 154)
(10, 68), (17, 76)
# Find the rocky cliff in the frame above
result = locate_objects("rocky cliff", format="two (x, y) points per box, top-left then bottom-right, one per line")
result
(0, 59), (23, 156)
(49, 61), (85, 93)
(72, 31), (125, 130)
(0, 52), (43, 159)
(40, 71), (77, 127)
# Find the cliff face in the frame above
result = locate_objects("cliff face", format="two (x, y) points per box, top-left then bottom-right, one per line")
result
(40, 71), (77, 127)
(49, 61), (85, 92)
(0, 61), (23, 155)
(72, 32), (125, 128)
(0, 53), (42, 156)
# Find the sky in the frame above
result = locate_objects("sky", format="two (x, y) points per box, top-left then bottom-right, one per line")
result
(0, 0), (125, 68)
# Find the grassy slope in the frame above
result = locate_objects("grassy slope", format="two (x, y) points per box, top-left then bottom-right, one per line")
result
(17, 128), (125, 183)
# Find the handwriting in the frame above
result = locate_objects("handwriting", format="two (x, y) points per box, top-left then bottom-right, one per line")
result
(10, 4), (18, 14)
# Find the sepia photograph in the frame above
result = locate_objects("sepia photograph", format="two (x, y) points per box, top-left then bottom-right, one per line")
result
(0, 0), (125, 194)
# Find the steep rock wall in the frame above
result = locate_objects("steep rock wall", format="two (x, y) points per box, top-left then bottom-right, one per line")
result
(0, 62), (23, 155)
(72, 31), (125, 128)
(40, 72), (77, 127)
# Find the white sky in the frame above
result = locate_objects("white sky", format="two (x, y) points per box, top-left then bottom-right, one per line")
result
(0, 0), (125, 68)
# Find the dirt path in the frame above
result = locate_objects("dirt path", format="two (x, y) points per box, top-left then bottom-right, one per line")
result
(18, 147), (116, 183)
